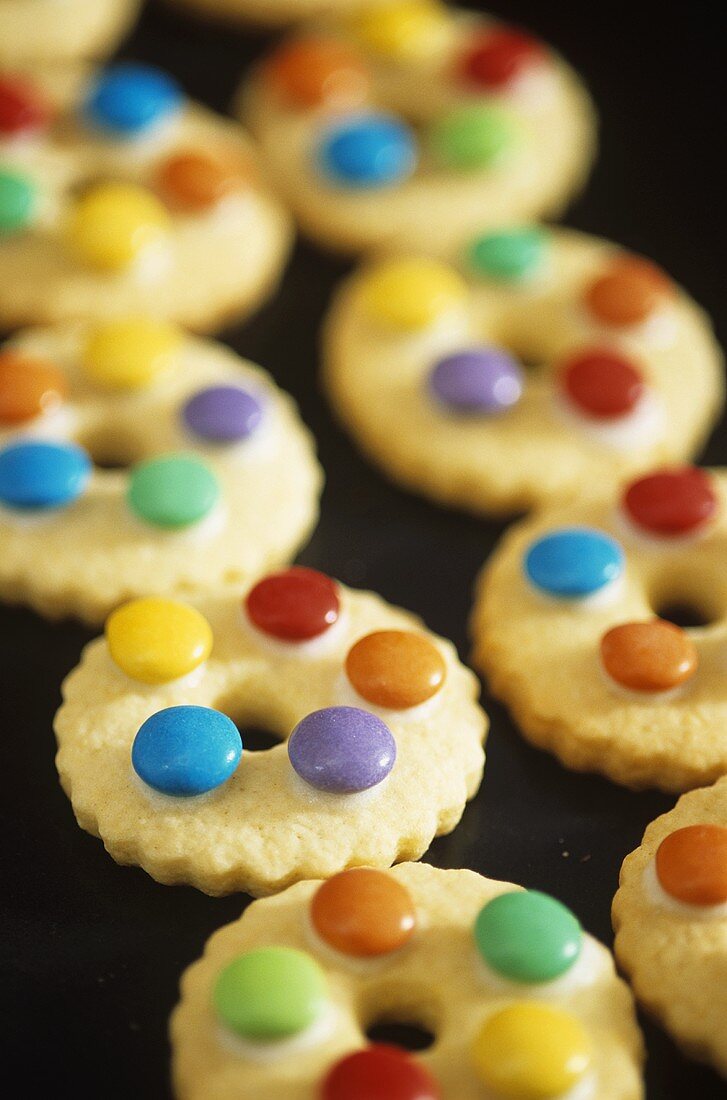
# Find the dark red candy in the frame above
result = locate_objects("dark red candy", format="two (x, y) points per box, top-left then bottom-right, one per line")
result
(321, 1046), (441, 1100)
(622, 468), (718, 537)
(0, 75), (50, 137)
(561, 348), (644, 419)
(245, 567), (340, 641)
(458, 28), (545, 90)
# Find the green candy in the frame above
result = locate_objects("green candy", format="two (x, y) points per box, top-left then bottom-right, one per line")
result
(213, 947), (328, 1041)
(127, 453), (219, 529)
(468, 227), (548, 282)
(474, 890), (582, 984)
(0, 168), (37, 235)
(430, 104), (516, 171)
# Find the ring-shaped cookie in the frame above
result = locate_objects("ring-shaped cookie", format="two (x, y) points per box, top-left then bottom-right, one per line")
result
(54, 570), (487, 895)
(323, 228), (723, 515)
(170, 862), (644, 1099)
(0, 0), (140, 65)
(471, 466), (727, 790)
(0, 62), (292, 330)
(240, 2), (596, 254)
(167, 0), (390, 29)
(613, 776), (727, 1076)
(0, 323), (321, 622)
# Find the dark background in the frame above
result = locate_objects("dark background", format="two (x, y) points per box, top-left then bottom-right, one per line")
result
(2, 1), (726, 1095)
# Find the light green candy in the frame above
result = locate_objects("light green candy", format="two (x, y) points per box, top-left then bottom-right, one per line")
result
(0, 168), (37, 235)
(429, 104), (516, 171)
(213, 947), (328, 1041)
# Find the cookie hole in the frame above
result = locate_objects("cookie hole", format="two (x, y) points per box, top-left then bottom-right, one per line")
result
(653, 601), (713, 630)
(78, 430), (139, 471)
(238, 725), (281, 753)
(364, 1020), (435, 1052)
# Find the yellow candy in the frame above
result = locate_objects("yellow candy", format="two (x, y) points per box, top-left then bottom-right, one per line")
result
(360, 258), (468, 330)
(83, 318), (183, 390)
(350, 1), (453, 61)
(471, 1003), (593, 1100)
(67, 183), (170, 272)
(106, 597), (213, 684)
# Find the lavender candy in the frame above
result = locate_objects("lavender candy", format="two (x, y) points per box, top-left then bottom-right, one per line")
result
(428, 347), (524, 414)
(288, 706), (396, 794)
(182, 385), (264, 443)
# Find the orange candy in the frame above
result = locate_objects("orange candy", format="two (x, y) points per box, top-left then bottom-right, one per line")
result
(584, 257), (671, 326)
(600, 620), (698, 693)
(155, 151), (249, 212)
(655, 825), (727, 906)
(0, 351), (67, 425)
(265, 37), (370, 109)
(345, 630), (446, 709)
(311, 868), (416, 957)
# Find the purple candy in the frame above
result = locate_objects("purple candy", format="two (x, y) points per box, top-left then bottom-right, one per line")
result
(182, 385), (264, 443)
(428, 347), (524, 414)
(288, 706), (396, 794)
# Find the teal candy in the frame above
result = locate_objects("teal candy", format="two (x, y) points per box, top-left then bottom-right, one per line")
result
(127, 453), (219, 529)
(474, 890), (583, 983)
(468, 227), (548, 281)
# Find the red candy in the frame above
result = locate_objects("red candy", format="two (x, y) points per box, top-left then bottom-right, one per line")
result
(622, 468), (718, 538)
(0, 75), (50, 137)
(245, 567), (340, 641)
(321, 1046), (441, 1100)
(561, 348), (644, 419)
(458, 28), (545, 90)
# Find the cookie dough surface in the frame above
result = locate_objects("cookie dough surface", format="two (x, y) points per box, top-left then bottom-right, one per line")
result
(0, 64), (292, 331)
(471, 471), (727, 791)
(168, 0), (390, 28)
(0, 325), (321, 622)
(241, 6), (596, 254)
(171, 862), (643, 1099)
(55, 586), (486, 894)
(323, 229), (723, 516)
(612, 778), (727, 1076)
(0, 0), (139, 64)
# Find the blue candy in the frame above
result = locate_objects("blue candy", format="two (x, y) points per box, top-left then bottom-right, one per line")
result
(524, 527), (624, 599)
(317, 114), (417, 188)
(132, 705), (242, 797)
(0, 440), (91, 510)
(84, 63), (183, 137)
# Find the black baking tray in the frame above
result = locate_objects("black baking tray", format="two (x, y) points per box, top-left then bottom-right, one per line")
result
(2, 2), (726, 1096)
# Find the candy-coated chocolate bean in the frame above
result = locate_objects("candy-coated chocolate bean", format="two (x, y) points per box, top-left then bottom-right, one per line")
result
(560, 348), (644, 419)
(655, 825), (727, 906)
(471, 1003), (593, 1099)
(67, 183), (170, 271)
(127, 454), (219, 529)
(458, 28), (546, 90)
(155, 150), (247, 212)
(345, 630), (446, 709)
(265, 37), (369, 109)
(467, 226), (547, 282)
(0, 440), (90, 510)
(106, 596), (213, 684)
(214, 947), (328, 1041)
(182, 385), (264, 443)
(311, 868), (416, 957)
(429, 347), (523, 414)
(622, 467), (717, 538)
(600, 620), (698, 693)
(132, 705), (241, 796)
(288, 706), (396, 793)
(474, 890), (582, 983)
(350, 1), (452, 61)
(317, 113), (417, 188)
(429, 104), (516, 171)
(360, 258), (467, 330)
(322, 1045), (441, 1100)
(82, 318), (182, 390)
(0, 75), (49, 137)
(245, 567), (340, 641)
(524, 527), (624, 599)
(0, 351), (67, 424)
(0, 167), (36, 234)
(584, 257), (670, 327)
(84, 63), (183, 137)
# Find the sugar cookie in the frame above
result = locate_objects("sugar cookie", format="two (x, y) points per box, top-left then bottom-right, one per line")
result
(0, 0), (140, 65)
(170, 862), (643, 1098)
(55, 571), (487, 894)
(323, 229), (723, 515)
(168, 0), (390, 29)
